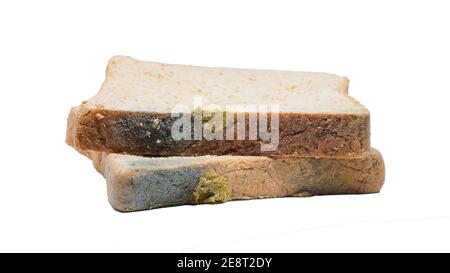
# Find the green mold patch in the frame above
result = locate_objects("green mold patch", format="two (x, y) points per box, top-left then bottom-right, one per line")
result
(192, 109), (228, 134)
(192, 170), (231, 204)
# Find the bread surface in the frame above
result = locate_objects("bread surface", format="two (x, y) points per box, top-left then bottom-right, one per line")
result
(83, 148), (384, 212)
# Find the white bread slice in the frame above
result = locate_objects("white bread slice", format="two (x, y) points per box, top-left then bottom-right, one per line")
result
(67, 56), (369, 157)
(88, 56), (353, 113)
(83, 149), (384, 212)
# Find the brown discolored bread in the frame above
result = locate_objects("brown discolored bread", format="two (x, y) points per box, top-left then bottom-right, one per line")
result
(67, 106), (370, 158)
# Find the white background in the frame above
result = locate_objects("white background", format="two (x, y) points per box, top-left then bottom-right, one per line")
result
(1, 0), (449, 252)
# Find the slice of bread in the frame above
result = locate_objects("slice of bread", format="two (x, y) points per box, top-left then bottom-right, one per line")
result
(67, 56), (369, 157)
(83, 148), (384, 212)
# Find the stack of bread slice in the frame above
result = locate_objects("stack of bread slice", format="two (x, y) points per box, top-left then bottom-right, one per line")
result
(66, 56), (384, 212)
